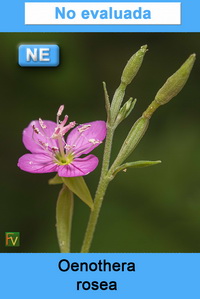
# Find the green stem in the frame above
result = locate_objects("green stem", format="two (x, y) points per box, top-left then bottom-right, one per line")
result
(81, 125), (114, 253)
(56, 184), (74, 253)
(81, 79), (126, 253)
(80, 176), (110, 253)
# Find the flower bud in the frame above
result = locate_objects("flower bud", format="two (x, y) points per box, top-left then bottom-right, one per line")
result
(115, 98), (137, 126)
(143, 54), (196, 119)
(110, 45), (148, 123)
(111, 116), (149, 168)
(121, 45), (148, 86)
(155, 54), (196, 105)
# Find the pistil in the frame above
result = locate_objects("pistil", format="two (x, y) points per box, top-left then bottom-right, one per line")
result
(57, 136), (66, 159)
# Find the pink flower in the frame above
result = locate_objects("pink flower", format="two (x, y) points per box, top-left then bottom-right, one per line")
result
(17, 105), (106, 177)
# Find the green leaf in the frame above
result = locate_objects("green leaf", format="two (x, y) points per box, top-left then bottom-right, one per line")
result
(48, 174), (63, 185)
(62, 177), (94, 210)
(113, 160), (161, 176)
(103, 81), (111, 123)
(56, 185), (74, 253)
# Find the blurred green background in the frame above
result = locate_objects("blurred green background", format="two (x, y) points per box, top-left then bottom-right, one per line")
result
(0, 33), (200, 253)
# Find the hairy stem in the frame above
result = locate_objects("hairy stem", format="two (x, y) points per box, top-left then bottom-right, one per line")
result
(81, 125), (114, 253)
(81, 78), (127, 253)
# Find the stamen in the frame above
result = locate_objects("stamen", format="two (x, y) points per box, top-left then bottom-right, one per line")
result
(37, 119), (55, 147)
(52, 146), (59, 152)
(38, 140), (49, 149)
(60, 115), (69, 127)
(61, 121), (76, 136)
(51, 127), (61, 139)
(78, 124), (91, 133)
(57, 105), (64, 117)
(64, 144), (76, 155)
(89, 139), (102, 145)
(32, 125), (40, 134)
(51, 121), (76, 139)
(65, 144), (73, 150)
(57, 105), (64, 124)
(70, 124), (91, 147)
(39, 118), (47, 129)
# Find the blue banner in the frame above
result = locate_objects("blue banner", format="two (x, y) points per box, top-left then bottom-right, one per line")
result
(1, 253), (200, 298)
(0, 0), (199, 32)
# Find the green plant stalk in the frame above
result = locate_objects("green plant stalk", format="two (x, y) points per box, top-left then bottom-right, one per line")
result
(80, 72), (132, 253)
(80, 50), (151, 251)
(81, 115), (150, 252)
(80, 51), (196, 253)
(80, 124), (114, 253)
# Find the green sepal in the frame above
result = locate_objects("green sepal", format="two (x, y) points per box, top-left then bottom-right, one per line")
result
(62, 177), (94, 210)
(56, 185), (74, 253)
(113, 160), (161, 176)
(48, 174), (63, 185)
(115, 98), (137, 127)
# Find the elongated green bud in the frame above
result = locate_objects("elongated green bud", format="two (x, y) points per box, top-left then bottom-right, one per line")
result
(121, 45), (148, 85)
(143, 54), (196, 119)
(115, 98), (137, 127)
(110, 116), (149, 169)
(156, 54), (195, 105)
(110, 45), (148, 123)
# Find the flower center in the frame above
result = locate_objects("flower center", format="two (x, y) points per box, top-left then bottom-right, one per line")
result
(55, 152), (74, 165)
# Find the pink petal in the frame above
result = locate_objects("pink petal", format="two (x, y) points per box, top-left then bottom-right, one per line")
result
(22, 120), (58, 154)
(66, 121), (106, 157)
(58, 155), (99, 177)
(17, 153), (58, 174)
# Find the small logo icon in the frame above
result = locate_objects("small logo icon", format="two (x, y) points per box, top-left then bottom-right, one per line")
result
(18, 45), (60, 67)
(5, 232), (20, 247)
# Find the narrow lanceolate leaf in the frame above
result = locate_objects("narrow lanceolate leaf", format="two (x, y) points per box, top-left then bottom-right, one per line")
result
(113, 160), (161, 176)
(56, 185), (74, 253)
(48, 174), (63, 185)
(103, 81), (111, 123)
(62, 177), (94, 210)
